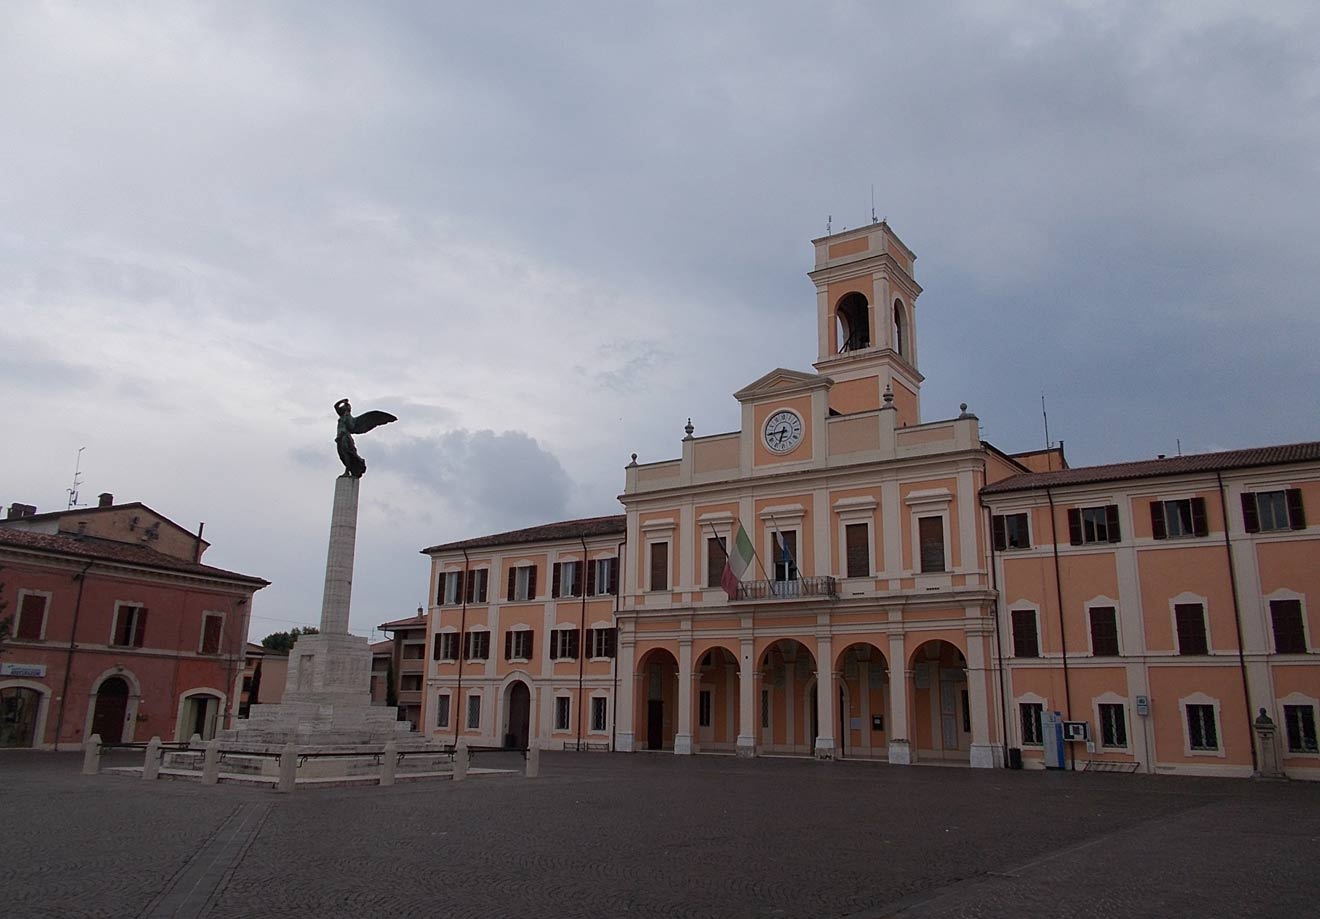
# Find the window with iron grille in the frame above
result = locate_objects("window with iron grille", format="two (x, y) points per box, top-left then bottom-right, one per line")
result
(1186, 703), (1218, 750)
(699, 690), (712, 728)
(1099, 703), (1127, 748)
(1270, 599), (1307, 654)
(1020, 702), (1043, 745)
(1284, 705), (1317, 753)
(591, 696), (608, 733)
(466, 694), (481, 729)
(1175, 604), (1209, 655)
(435, 694), (451, 728)
(845, 523), (870, 578)
(554, 696), (571, 731)
(1089, 607), (1119, 656)
(1011, 609), (1040, 658)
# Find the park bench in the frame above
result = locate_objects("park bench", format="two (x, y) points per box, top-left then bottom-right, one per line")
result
(1081, 759), (1140, 774)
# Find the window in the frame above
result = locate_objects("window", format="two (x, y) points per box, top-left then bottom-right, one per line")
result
(504, 630), (533, 661)
(649, 543), (669, 591)
(15, 593), (48, 641)
(707, 537), (727, 588)
(845, 523), (870, 578)
(200, 613), (223, 655)
(591, 558), (618, 596)
(1242, 489), (1305, 533)
(1020, 702), (1043, 745)
(1068, 505), (1121, 545)
(464, 569), (489, 604)
(112, 604), (148, 648)
(992, 513), (1031, 551)
(440, 571), (464, 605)
(1186, 703), (1218, 751)
(552, 561), (581, 598)
(434, 632), (458, 661)
(1270, 599), (1307, 654)
(1175, 604), (1209, 655)
(402, 643), (424, 660)
(400, 674), (422, 692)
(1099, 703), (1127, 748)
(699, 690), (712, 728)
(506, 565), (537, 602)
(554, 696), (571, 731)
(773, 531), (799, 582)
(1011, 609), (1040, 658)
(1151, 498), (1208, 539)
(466, 694), (481, 729)
(1284, 705), (1318, 753)
(463, 630), (490, 660)
(760, 689), (770, 729)
(587, 627), (617, 659)
(1089, 607), (1119, 656)
(550, 628), (580, 660)
(591, 696), (608, 733)
(918, 516), (945, 573)
(436, 694), (451, 728)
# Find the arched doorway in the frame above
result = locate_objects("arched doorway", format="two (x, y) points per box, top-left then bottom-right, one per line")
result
(0, 686), (42, 748)
(834, 643), (890, 760)
(178, 692), (223, 741)
(757, 639), (818, 755)
(635, 648), (679, 751)
(503, 681), (531, 750)
(908, 640), (969, 762)
(695, 646), (739, 753)
(91, 676), (130, 744)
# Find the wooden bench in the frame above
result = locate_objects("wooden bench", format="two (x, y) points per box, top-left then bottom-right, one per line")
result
(1081, 759), (1140, 774)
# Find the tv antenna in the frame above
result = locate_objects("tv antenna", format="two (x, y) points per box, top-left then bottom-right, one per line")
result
(826, 214), (832, 235)
(871, 185), (877, 224)
(67, 447), (87, 509)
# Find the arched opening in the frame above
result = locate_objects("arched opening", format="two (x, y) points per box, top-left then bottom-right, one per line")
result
(635, 648), (679, 751)
(695, 646), (739, 753)
(503, 681), (532, 750)
(91, 676), (130, 744)
(834, 643), (890, 760)
(908, 639), (969, 762)
(0, 686), (43, 748)
(836, 292), (871, 353)
(892, 299), (908, 359)
(178, 691), (224, 741)
(757, 639), (818, 755)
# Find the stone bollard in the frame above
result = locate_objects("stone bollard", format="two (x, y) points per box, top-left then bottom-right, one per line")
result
(525, 742), (540, 778)
(276, 742), (297, 793)
(142, 736), (162, 782)
(1254, 708), (1285, 779)
(379, 742), (398, 787)
(201, 740), (221, 785)
(453, 738), (468, 782)
(82, 734), (103, 775)
(188, 733), (203, 750)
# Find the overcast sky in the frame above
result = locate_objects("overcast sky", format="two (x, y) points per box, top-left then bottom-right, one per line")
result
(4, 1), (1318, 641)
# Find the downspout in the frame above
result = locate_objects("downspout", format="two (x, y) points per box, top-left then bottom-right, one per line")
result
(577, 536), (589, 751)
(1217, 471), (1258, 772)
(611, 537), (625, 751)
(1044, 487), (1075, 770)
(982, 497), (1011, 769)
(54, 560), (95, 751)
(454, 548), (470, 746)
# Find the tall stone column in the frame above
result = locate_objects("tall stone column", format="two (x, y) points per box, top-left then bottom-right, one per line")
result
(814, 634), (835, 759)
(964, 624), (997, 768)
(887, 632), (912, 764)
(615, 637), (636, 752)
(736, 637), (757, 757)
(675, 640), (693, 754)
(320, 475), (360, 635)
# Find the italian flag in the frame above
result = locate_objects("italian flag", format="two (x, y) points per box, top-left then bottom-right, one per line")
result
(721, 523), (756, 598)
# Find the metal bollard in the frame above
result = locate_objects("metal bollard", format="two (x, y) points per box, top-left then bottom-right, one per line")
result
(525, 743), (540, 778)
(276, 742), (297, 793)
(201, 740), (221, 785)
(82, 734), (103, 775)
(142, 737), (162, 781)
(379, 741), (397, 787)
(453, 738), (468, 782)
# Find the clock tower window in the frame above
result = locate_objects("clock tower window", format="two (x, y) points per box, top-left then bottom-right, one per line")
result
(893, 299), (909, 360)
(836, 292), (870, 353)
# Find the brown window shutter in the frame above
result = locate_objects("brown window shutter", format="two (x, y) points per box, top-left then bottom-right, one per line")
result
(507, 567), (517, 601)
(433, 634), (443, 661)
(605, 628), (617, 657)
(1241, 494), (1260, 533)
(463, 632), (471, 659)
(478, 569), (489, 603)
(133, 609), (148, 647)
(436, 575), (446, 605)
(587, 560), (597, 596)
(569, 628), (580, 658)
(527, 566), (537, 599)
(525, 632), (533, 659)
(551, 631), (561, 659)
(202, 615), (222, 654)
(991, 515), (1007, 552)
(1105, 505), (1121, 543)
(1286, 488), (1306, 529)
(504, 631), (513, 660)
(609, 558), (619, 595)
(463, 570), (474, 604)
(846, 524), (869, 577)
(17, 595), (46, 640)
(1067, 508), (1083, 545)
(1270, 600), (1306, 653)
(1150, 501), (1167, 540)
(551, 563), (561, 598)
(454, 570), (464, 604)
(1190, 497), (1208, 537)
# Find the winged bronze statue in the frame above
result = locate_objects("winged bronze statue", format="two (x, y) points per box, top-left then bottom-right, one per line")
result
(334, 398), (397, 477)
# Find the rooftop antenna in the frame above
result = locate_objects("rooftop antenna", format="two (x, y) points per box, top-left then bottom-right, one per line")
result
(826, 214), (832, 235)
(66, 446), (87, 509)
(1176, 438), (1182, 457)
(1041, 393), (1053, 471)
(871, 185), (877, 224)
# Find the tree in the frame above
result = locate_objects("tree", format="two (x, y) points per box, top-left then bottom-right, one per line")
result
(260, 626), (318, 654)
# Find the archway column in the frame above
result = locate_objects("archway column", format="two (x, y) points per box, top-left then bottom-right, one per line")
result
(964, 617), (997, 769)
(736, 637), (757, 758)
(814, 635), (835, 759)
(675, 639), (694, 754)
(887, 632), (912, 765)
(616, 637), (636, 752)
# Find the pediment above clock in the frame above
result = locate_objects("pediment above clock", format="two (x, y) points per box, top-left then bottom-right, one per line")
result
(733, 368), (832, 404)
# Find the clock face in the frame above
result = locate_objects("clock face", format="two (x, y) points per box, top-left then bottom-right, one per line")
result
(763, 409), (804, 454)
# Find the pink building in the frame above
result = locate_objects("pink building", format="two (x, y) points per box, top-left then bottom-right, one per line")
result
(0, 496), (268, 749)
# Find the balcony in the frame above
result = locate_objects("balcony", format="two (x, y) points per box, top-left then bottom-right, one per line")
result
(734, 576), (837, 601)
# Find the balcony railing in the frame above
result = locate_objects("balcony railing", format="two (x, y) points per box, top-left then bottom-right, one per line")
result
(734, 576), (837, 601)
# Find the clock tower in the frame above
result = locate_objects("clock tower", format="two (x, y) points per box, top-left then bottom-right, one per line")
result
(808, 221), (923, 426)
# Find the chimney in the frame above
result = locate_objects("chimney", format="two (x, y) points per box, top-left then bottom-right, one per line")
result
(98, 492), (114, 508)
(6, 503), (37, 519)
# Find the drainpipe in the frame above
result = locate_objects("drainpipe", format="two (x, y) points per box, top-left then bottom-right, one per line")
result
(982, 497), (1012, 769)
(454, 548), (470, 746)
(1044, 487), (1075, 771)
(1217, 471), (1258, 772)
(577, 536), (590, 751)
(611, 537), (625, 751)
(54, 560), (95, 751)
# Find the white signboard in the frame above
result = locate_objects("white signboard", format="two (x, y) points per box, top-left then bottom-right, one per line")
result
(1, 662), (47, 678)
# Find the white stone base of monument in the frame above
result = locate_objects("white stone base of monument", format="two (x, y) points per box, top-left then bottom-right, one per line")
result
(814, 737), (835, 760)
(616, 732), (634, 753)
(736, 735), (757, 758)
(674, 733), (692, 755)
(887, 739), (912, 765)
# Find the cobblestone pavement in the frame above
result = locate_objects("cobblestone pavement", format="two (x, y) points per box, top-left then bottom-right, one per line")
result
(3, 749), (1318, 918)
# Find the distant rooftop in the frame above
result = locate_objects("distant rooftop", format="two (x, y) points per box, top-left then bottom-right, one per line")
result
(422, 514), (626, 554)
(0, 528), (268, 586)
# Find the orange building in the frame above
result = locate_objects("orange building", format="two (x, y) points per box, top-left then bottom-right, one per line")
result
(417, 223), (1318, 779)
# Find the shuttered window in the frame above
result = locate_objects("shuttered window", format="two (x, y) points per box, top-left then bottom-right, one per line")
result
(992, 513), (1031, 550)
(845, 524), (870, 578)
(550, 628), (580, 660)
(464, 569), (489, 604)
(434, 632), (458, 661)
(1243, 489), (1306, 533)
(649, 543), (669, 592)
(507, 565), (537, 602)
(1151, 498), (1208, 539)
(588, 627), (618, 658)
(200, 613), (223, 655)
(113, 605), (148, 648)
(591, 558), (619, 596)
(463, 631), (490, 660)
(1089, 607), (1119, 656)
(1068, 505), (1121, 545)
(15, 594), (47, 640)
(1270, 599), (1307, 654)
(1175, 604), (1208, 655)
(1011, 609), (1040, 658)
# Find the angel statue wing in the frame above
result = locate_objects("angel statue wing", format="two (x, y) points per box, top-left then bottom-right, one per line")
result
(350, 410), (398, 435)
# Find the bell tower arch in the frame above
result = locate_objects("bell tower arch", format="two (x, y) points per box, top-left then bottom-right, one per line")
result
(809, 222), (923, 425)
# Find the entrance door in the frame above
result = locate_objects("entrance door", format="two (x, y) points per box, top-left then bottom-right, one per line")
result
(505, 682), (530, 749)
(186, 694), (221, 740)
(92, 677), (130, 744)
(940, 680), (959, 751)
(647, 699), (664, 750)
(0, 687), (41, 748)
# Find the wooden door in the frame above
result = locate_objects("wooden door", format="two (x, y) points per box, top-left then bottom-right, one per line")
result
(92, 677), (129, 744)
(647, 699), (664, 750)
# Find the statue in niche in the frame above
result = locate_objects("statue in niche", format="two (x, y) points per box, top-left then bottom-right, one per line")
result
(334, 399), (397, 478)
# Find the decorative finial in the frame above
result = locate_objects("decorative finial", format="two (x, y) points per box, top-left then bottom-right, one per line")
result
(880, 385), (896, 410)
(958, 402), (975, 420)
(628, 453), (638, 467)
(683, 418), (694, 440)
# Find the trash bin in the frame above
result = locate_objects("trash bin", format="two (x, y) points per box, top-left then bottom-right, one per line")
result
(1008, 747), (1023, 770)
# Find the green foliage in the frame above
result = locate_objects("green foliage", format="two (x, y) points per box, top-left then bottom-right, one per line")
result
(260, 626), (319, 653)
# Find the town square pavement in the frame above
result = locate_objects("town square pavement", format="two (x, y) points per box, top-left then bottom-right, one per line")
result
(2, 749), (1317, 918)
